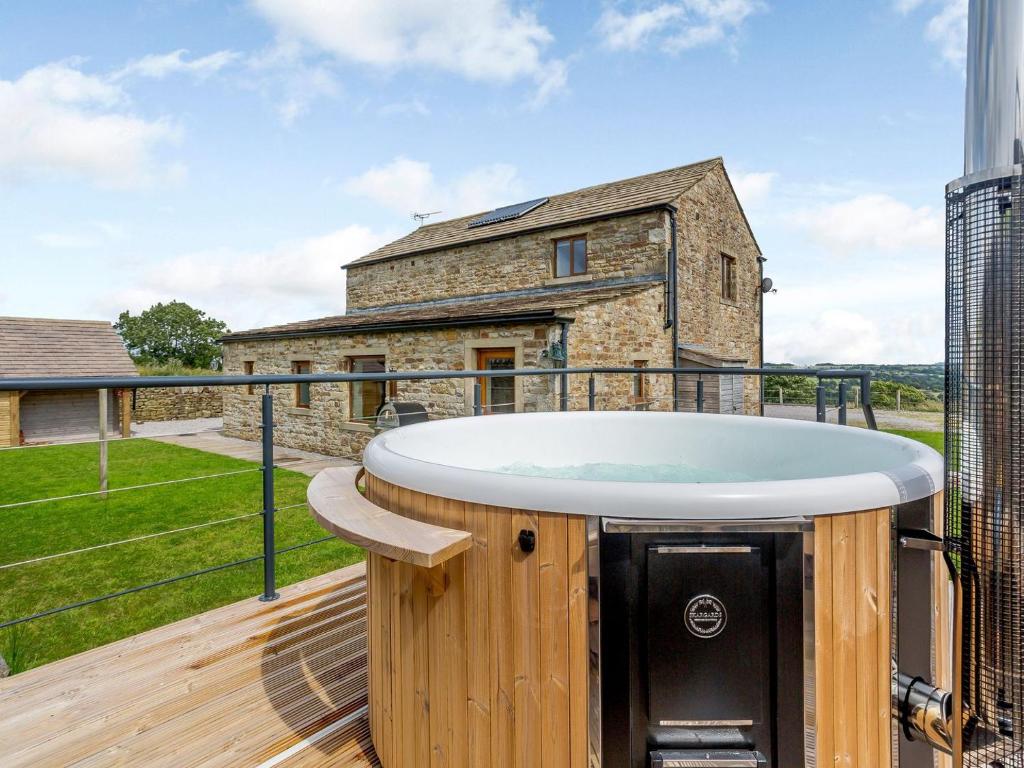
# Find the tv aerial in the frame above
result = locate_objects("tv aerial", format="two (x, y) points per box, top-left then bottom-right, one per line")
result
(412, 211), (442, 226)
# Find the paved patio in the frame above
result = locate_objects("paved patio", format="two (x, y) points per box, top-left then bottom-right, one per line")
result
(141, 424), (356, 477)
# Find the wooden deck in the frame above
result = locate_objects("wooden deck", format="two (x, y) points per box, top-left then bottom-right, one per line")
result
(0, 563), (379, 767)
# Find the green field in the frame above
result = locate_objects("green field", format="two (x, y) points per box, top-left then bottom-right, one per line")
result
(883, 429), (944, 454)
(0, 439), (362, 674)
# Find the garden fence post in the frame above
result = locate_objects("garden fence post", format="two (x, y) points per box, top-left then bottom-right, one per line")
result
(260, 387), (279, 602)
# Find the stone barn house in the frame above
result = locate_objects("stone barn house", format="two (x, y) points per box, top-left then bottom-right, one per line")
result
(221, 157), (763, 458)
(0, 317), (138, 446)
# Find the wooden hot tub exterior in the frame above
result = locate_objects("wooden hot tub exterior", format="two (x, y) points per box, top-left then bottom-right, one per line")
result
(362, 471), (590, 768)
(309, 466), (948, 768)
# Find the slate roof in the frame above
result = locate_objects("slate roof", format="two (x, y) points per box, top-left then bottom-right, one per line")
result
(222, 279), (661, 341)
(0, 317), (138, 379)
(346, 157), (724, 267)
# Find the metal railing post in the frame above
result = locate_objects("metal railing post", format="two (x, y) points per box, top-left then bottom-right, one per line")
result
(260, 387), (279, 602)
(860, 374), (878, 430)
(588, 374), (596, 411)
(838, 381), (848, 426)
(815, 381), (826, 423)
(560, 371), (569, 412)
(696, 378), (704, 413)
(98, 388), (108, 499)
(473, 380), (482, 416)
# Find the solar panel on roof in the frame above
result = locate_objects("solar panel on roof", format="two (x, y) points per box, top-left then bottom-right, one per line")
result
(467, 197), (548, 228)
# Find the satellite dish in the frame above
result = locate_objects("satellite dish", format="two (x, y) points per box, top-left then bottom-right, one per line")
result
(761, 277), (775, 293)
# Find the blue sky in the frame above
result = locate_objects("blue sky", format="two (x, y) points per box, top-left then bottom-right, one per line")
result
(0, 0), (967, 364)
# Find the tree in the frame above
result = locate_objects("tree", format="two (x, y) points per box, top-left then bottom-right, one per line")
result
(115, 301), (229, 369)
(869, 380), (927, 409)
(764, 374), (818, 404)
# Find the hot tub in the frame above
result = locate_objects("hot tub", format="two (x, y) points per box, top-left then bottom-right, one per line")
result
(309, 412), (945, 768)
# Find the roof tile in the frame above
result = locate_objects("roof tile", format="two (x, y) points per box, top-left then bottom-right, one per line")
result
(347, 158), (721, 266)
(0, 317), (138, 379)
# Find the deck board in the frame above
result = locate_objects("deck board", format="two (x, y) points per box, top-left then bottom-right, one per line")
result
(0, 563), (379, 768)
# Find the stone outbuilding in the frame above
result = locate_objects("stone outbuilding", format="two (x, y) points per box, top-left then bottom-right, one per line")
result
(0, 317), (137, 446)
(221, 157), (764, 458)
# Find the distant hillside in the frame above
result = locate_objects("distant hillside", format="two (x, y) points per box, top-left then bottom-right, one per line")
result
(767, 363), (944, 397)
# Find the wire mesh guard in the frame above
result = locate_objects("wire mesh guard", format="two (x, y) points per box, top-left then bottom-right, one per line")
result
(946, 174), (1024, 765)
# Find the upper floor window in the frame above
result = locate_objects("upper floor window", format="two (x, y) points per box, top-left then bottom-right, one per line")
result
(292, 360), (311, 407)
(347, 355), (387, 421)
(721, 253), (737, 302)
(554, 236), (587, 278)
(243, 360), (255, 396)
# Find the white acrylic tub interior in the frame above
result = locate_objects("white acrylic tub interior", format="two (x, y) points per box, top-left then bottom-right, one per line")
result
(362, 411), (944, 519)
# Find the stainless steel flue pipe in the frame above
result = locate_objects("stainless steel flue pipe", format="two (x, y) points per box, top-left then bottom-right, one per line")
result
(964, 0), (1024, 178)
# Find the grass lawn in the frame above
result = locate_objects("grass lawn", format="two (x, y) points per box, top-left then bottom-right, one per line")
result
(882, 429), (944, 454)
(0, 439), (362, 674)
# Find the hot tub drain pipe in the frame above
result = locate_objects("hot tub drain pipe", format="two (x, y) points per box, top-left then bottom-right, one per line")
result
(893, 672), (956, 755)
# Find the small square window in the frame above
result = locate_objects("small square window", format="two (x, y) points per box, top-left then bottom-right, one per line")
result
(292, 361), (311, 407)
(721, 253), (737, 302)
(243, 361), (255, 396)
(554, 236), (587, 278)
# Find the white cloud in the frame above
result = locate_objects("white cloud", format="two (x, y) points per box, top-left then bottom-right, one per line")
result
(767, 308), (943, 365)
(34, 220), (130, 249)
(926, 0), (968, 68)
(744, 178), (946, 364)
(102, 225), (395, 331)
(730, 170), (776, 207)
(789, 193), (943, 256)
(597, 0), (765, 53)
(115, 49), (242, 80)
(250, 0), (566, 105)
(378, 98), (430, 117)
(245, 42), (342, 125)
(34, 233), (95, 249)
(343, 156), (526, 219)
(0, 61), (181, 187)
(895, 0), (967, 68)
(893, 0), (928, 13)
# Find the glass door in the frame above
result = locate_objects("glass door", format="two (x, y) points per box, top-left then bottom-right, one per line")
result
(476, 348), (515, 414)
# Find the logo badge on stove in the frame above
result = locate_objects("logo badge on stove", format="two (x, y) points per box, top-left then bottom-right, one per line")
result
(684, 594), (727, 638)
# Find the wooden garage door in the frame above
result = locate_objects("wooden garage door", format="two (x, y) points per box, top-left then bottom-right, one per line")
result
(20, 390), (118, 442)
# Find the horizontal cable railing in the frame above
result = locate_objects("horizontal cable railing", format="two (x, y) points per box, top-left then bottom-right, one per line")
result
(0, 366), (875, 642)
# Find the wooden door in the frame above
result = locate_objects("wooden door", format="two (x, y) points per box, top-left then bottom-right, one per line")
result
(476, 348), (515, 414)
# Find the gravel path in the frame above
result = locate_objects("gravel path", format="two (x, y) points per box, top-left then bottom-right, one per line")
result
(764, 404), (943, 431)
(131, 417), (224, 437)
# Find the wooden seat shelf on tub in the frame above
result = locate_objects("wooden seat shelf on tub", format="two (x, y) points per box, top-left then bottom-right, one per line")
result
(307, 464), (472, 573)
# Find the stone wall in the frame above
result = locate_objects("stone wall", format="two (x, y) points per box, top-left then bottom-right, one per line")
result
(674, 163), (763, 414)
(564, 285), (676, 410)
(222, 323), (558, 458)
(345, 210), (668, 310)
(132, 385), (224, 422)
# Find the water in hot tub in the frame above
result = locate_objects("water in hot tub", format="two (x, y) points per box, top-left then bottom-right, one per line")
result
(493, 461), (756, 483)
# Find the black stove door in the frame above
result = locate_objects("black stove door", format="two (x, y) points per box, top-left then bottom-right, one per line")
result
(646, 544), (774, 759)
